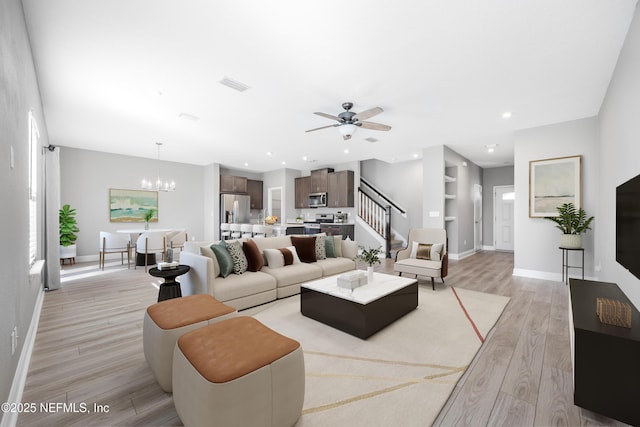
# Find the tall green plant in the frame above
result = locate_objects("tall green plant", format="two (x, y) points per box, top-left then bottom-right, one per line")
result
(59, 204), (80, 246)
(545, 203), (594, 235)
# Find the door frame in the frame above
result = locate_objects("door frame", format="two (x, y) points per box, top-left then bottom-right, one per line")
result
(493, 185), (515, 251)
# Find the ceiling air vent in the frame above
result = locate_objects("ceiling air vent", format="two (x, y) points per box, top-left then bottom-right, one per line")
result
(365, 137), (379, 143)
(219, 76), (250, 92)
(178, 112), (199, 122)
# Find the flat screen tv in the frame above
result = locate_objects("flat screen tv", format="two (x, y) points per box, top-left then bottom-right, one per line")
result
(616, 173), (640, 280)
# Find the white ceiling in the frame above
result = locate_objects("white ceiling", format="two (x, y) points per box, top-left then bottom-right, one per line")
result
(21, 0), (637, 171)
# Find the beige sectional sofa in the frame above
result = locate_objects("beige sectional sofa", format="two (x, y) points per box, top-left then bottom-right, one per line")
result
(179, 235), (358, 310)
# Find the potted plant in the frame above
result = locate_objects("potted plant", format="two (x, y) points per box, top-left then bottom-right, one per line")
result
(59, 204), (79, 261)
(143, 208), (155, 230)
(358, 246), (383, 283)
(545, 202), (594, 249)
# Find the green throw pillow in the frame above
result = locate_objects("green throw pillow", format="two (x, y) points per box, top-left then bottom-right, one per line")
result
(210, 242), (234, 278)
(324, 236), (336, 258)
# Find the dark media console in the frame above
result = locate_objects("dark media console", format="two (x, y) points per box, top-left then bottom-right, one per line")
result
(569, 279), (640, 426)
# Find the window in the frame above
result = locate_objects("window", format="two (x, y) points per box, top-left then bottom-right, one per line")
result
(28, 111), (39, 265)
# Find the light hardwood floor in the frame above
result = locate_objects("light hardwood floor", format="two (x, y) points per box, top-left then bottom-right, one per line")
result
(17, 251), (626, 426)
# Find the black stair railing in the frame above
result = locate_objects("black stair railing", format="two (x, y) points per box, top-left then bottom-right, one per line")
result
(358, 188), (392, 257)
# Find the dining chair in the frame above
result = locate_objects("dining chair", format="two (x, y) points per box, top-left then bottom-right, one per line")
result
(168, 229), (188, 250)
(99, 231), (131, 270)
(135, 231), (166, 272)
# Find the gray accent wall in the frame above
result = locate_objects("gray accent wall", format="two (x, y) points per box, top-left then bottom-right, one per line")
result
(482, 166), (514, 248)
(59, 147), (206, 258)
(0, 0), (50, 406)
(514, 117), (599, 280)
(598, 4), (640, 309)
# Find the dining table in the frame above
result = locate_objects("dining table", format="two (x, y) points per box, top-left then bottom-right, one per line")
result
(116, 228), (173, 266)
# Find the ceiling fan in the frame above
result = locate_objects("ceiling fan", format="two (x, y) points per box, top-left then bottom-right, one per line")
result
(305, 102), (391, 140)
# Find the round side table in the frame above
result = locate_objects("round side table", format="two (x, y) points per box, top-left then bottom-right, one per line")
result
(148, 265), (190, 302)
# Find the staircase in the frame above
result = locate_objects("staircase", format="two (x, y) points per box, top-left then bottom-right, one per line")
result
(358, 177), (408, 259)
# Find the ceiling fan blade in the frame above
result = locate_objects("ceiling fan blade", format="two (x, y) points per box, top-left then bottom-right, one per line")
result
(313, 112), (341, 121)
(305, 124), (338, 133)
(359, 121), (392, 131)
(353, 107), (383, 121)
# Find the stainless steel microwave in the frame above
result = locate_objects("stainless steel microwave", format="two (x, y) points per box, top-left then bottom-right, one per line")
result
(308, 192), (327, 207)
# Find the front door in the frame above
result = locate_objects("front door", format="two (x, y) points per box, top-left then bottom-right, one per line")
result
(494, 185), (514, 251)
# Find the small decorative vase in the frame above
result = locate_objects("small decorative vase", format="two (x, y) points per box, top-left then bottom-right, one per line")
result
(145, 221), (149, 230)
(367, 266), (375, 283)
(560, 234), (582, 249)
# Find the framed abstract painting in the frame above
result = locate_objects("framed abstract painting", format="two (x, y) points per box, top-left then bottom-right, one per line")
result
(529, 155), (581, 218)
(109, 189), (158, 223)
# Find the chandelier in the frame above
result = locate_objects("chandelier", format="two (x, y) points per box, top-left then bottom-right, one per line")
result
(141, 142), (176, 192)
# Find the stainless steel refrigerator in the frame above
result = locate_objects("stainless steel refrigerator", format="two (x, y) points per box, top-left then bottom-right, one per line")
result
(221, 194), (251, 224)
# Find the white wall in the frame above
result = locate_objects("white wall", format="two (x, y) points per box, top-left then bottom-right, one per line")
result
(0, 0), (50, 408)
(514, 117), (599, 280)
(598, 4), (640, 309)
(422, 145), (445, 229)
(60, 147), (205, 258)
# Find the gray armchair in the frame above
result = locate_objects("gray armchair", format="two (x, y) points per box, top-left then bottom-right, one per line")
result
(394, 228), (448, 290)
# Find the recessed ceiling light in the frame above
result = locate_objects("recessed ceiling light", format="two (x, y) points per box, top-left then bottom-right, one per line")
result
(502, 111), (512, 119)
(344, 149), (349, 154)
(219, 76), (250, 92)
(281, 161), (286, 165)
(462, 161), (468, 167)
(267, 151), (272, 156)
(413, 153), (419, 159)
(244, 162), (249, 167)
(302, 156), (307, 161)
(485, 144), (498, 153)
(178, 112), (199, 122)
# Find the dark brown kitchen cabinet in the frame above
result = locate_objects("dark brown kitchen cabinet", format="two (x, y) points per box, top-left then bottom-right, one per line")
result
(247, 179), (263, 209)
(295, 176), (311, 208)
(327, 170), (354, 207)
(310, 168), (334, 193)
(220, 175), (248, 194)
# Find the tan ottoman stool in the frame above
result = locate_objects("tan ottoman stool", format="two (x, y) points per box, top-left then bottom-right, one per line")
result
(143, 294), (236, 392)
(173, 316), (305, 427)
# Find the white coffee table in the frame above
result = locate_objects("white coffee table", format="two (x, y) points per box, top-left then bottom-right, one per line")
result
(300, 272), (418, 339)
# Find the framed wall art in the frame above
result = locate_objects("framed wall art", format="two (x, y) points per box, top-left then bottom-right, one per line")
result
(529, 155), (581, 217)
(109, 189), (158, 223)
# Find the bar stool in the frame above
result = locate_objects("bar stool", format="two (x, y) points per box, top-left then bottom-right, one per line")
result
(220, 223), (231, 240)
(229, 223), (242, 240)
(240, 224), (254, 238)
(252, 224), (267, 238)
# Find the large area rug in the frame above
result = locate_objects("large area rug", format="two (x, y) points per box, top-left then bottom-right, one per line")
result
(250, 285), (510, 426)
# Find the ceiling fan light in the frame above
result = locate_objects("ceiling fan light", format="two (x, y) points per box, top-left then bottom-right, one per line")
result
(338, 124), (357, 137)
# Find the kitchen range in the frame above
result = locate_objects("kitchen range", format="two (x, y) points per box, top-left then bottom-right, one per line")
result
(296, 213), (355, 240)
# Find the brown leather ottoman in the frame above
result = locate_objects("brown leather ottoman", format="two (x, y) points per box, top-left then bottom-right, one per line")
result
(143, 294), (237, 392)
(173, 316), (305, 427)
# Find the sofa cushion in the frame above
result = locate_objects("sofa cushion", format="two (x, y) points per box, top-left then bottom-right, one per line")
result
(227, 240), (248, 275)
(291, 236), (317, 263)
(261, 263), (322, 288)
(264, 246), (301, 269)
(409, 241), (444, 261)
(242, 240), (264, 272)
(314, 257), (356, 276)
(315, 234), (327, 260)
(199, 245), (220, 278)
(212, 271), (277, 302)
(341, 239), (358, 260)
(210, 242), (234, 278)
(324, 237), (335, 258)
(333, 236), (343, 258)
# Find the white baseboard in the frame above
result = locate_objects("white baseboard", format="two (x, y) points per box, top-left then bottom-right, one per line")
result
(482, 245), (495, 251)
(513, 268), (561, 282)
(448, 249), (476, 260)
(1, 288), (45, 427)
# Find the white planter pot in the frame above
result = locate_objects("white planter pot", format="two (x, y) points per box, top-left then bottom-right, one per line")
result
(560, 234), (582, 249)
(60, 244), (77, 259)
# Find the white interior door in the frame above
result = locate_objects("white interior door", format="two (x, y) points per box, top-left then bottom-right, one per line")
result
(474, 184), (482, 251)
(494, 185), (514, 251)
